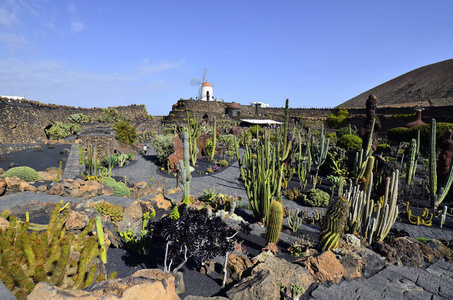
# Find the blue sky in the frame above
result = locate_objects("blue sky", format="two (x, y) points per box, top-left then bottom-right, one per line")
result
(1, 1), (452, 115)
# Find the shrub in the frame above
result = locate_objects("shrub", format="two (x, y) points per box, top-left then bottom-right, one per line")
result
(102, 177), (130, 197)
(205, 139), (214, 157)
(249, 125), (261, 136)
(387, 122), (453, 155)
(68, 113), (93, 123)
(238, 130), (252, 147)
(326, 108), (349, 129)
(218, 159), (229, 167)
(102, 155), (118, 167)
(336, 126), (357, 139)
(45, 122), (81, 140)
(336, 134), (362, 150)
(97, 108), (129, 123)
(301, 188), (330, 207)
(113, 121), (136, 145)
(1, 166), (41, 182)
(376, 143), (391, 153)
(151, 134), (174, 164)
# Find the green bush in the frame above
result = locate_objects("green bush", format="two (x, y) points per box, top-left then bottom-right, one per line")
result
(376, 143), (391, 153)
(249, 125), (261, 136)
(1, 166), (41, 182)
(102, 177), (130, 197)
(336, 134), (362, 150)
(150, 134), (174, 164)
(68, 113), (93, 123)
(45, 122), (81, 140)
(336, 126), (357, 139)
(301, 188), (330, 207)
(387, 122), (453, 155)
(97, 108), (130, 123)
(113, 121), (136, 145)
(326, 108), (349, 129)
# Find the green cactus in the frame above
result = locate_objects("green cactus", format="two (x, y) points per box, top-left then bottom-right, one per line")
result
(0, 203), (113, 299)
(275, 99), (293, 200)
(319, 196), (349, 252)
(265, 201), (283, 244)
(95, 216), (107, 263)
(353, 118), (375, 186)
(310, 124), (329, 189)
(406, 202), (433, 226)
(179, 131), (194, 202)
(209, 117), (217, 162)
(186, 112), (201, 166)
(170, 206), (180, 220)
(429, 118), (437, 207)
(287, 209), (302, 232)
(360, 155), (375, 192)
(406, 138), (417, 186)
(1, 166), (41, 182)
(94, 201), (124, 222)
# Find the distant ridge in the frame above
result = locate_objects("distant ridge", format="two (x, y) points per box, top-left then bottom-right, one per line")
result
(337, 59), (453, 108)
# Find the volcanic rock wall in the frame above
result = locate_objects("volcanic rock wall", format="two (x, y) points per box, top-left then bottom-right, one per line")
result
(0, 98), (149, 144)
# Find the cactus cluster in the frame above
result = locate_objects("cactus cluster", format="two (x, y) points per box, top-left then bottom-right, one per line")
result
(0, 203), (113, 299)
(93, 201), (124, 222)
(287, 208), (303, 232)
(310, 124), (330, 189)
(406, 202), (433, 226)
(319, 196), (349, 252)
(1, 166), (41, 182)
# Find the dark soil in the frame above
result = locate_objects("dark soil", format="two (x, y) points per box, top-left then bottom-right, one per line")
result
(0, 144), (70, 172)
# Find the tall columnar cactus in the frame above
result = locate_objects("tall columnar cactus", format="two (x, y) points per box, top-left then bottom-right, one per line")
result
(265, 201), (283, 244)
(95, 216), (107, 263)
(363, 170), (399, 243)
(186, 112), (201, 166)
(360, 155), (375, 192)
(310, 124), (329, 189)
(406, 138), (417, 186)
(429, 118), (437, 207)
(345, 170), (399, 243)
(233, 135), (246, 182)
(243, 132), (278, 225)
(209, 117), (217, 162)
(319, 196), (349, 252)
(275, 99), (292, 200)
(354, 118), (375, 186)
(296, 132), (308, 188)
(178, 131), (193, 202)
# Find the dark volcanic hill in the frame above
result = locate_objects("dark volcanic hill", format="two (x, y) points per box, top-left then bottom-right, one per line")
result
(337, 59), (453, 108)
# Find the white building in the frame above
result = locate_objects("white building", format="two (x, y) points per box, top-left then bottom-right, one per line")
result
(1, 95), (25, 101)
(250, 101), (269, 107)
(200, 81), (214, 101)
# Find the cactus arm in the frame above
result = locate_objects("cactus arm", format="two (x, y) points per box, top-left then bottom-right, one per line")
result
(435, 158), (453, 208)
(95, 216), (107, 263)
(406, 138), (417, 185)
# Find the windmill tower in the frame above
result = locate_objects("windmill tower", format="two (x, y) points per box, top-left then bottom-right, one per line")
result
(190, 68), (214, 101)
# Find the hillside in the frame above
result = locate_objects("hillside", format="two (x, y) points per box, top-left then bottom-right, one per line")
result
(337, 59), (453, 108)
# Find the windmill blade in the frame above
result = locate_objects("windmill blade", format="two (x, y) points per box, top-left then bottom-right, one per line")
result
(202, 68), (209, 83)
(190, 78), (202, 86)
(198, 87), (202, 100)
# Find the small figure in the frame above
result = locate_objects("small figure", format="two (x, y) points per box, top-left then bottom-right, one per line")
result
(143, 144), (148, 155)
(360, 94), (381, 152)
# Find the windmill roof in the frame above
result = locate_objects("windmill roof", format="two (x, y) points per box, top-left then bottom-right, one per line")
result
(202, 81), (212, 87)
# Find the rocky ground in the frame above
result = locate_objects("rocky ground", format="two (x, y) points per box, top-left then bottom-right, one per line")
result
(0, 143), (452, 299)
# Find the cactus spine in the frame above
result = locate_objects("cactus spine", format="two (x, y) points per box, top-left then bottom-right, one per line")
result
(266, 201), (283, 244)
(178, 131), (193, 202)
(319, 196), (349, 252)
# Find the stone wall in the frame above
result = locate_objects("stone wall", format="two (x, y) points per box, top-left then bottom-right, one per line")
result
(0, 97), (149, 144)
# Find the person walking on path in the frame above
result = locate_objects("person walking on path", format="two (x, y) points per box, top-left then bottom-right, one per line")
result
(143, 144), (148, 155)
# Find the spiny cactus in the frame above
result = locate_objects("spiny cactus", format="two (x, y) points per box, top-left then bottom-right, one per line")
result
(0, 203), (112, 299)
(310, 124), (329, 189)
(209, 117), (217, 162)
(319, 196), (349, 252)
(406, 202), (433, 226)
(179, 131), (194, 202)
(287, 209), (303, 232)
(266, 201), (283, 244)
(186, 112), (201, 166)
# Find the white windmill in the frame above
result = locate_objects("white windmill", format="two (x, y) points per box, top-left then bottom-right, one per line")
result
(190, 68), (214, 101)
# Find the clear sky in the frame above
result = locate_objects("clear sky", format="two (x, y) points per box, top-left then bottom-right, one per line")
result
(1, 1), (452, 115)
